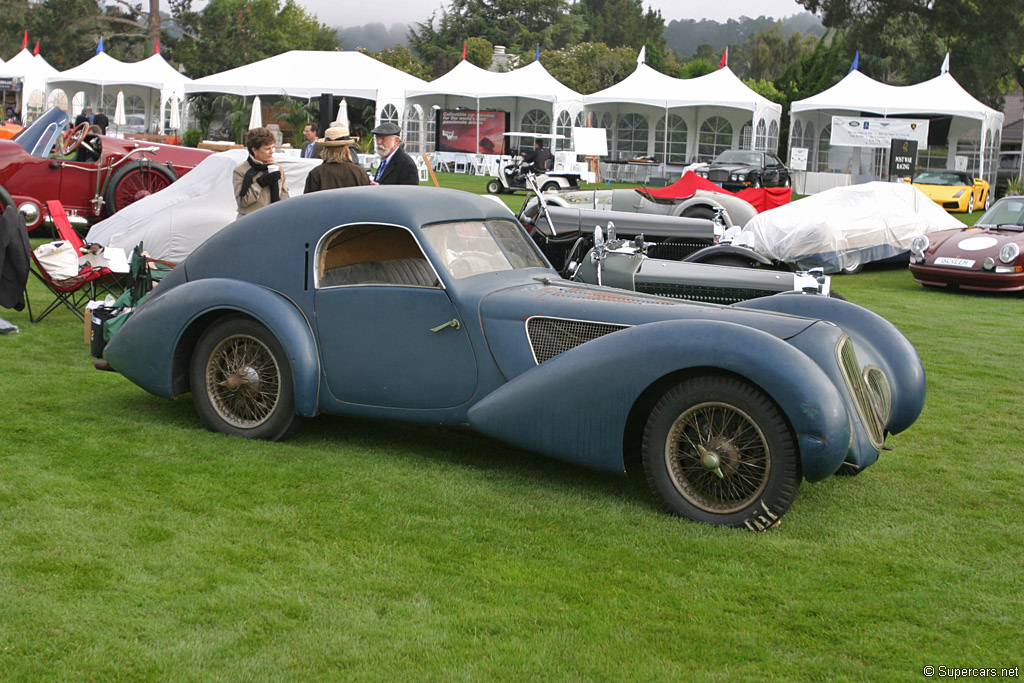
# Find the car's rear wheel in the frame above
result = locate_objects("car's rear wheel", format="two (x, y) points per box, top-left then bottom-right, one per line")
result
(984, 191), (991, 210)
(541, 181), (560, 193)
(190, 315), (296, 441)
(641, 375), (800, 530)
(103, 160), (178, 216)
(701, 254), (756, 268)
(680, 206), (715, 221)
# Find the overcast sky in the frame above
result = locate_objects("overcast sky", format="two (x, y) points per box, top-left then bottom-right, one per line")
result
(299, 0), (811, 28)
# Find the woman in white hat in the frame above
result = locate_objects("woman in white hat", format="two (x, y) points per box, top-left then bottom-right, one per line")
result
(303, 124), (370, 193)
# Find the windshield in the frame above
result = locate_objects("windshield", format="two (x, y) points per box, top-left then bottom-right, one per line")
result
(713, 150), (762, 166)
(11, 107), (68, 158)
(422, 218), (548, 279)
(975, 197), (1024, 228)
(913, 171), (969, 186)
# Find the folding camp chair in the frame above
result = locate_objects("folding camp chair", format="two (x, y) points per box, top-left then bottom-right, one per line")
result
(24, 201), (118, 323)
(47, 200), (122, 298)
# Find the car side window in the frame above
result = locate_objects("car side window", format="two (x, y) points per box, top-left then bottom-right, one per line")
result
(767, 154), (783, 168)
(317, 224), (440, 288)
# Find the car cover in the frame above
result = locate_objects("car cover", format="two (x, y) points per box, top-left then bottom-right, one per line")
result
(644, 170), (791, 212)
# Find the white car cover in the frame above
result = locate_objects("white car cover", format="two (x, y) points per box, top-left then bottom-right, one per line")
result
(85, 149), (321, 263)
(731, 181), (962, 273)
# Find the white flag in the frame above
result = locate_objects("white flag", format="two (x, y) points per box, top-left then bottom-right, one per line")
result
(940, 52), (950, 74)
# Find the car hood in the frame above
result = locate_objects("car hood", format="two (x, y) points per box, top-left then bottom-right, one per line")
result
(708, 163), (758, 174)
(913, 183), (970, 199)
(477, 279), (816, 379)
(928, 226), (1024, 258)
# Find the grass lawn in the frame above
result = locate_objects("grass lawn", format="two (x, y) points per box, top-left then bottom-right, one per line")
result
(1, 186), (1022, 680)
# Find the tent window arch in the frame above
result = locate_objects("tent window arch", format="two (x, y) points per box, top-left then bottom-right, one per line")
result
(46, 89), (68, 111)
(767, 120), (779, 153)
(555, 111), (572, 151)
(520, 108), (550, 154)
(791, 120), (802, 150)
(72, 91), (89, 117)
(655, 114), (688, 164)
(817, 124), (831, 172)
(754, 119), (766, 151)
(380, 104), (400, 126)
(699, 116), (732, 161)
(802, 121), (816, 156)
(956, 128), (981, 176)
(600, 112), (613, 158)
(574, 111), (596, 128)
(26, 90), (45, 124)
(404, 104), (422, 154)
(616, 112), (648, 160)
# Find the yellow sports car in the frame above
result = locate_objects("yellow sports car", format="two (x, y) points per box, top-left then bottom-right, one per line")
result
(911, 170), (991, 213)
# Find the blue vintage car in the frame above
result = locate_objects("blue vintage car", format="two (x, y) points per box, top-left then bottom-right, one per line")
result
(104, 186), (926, 530)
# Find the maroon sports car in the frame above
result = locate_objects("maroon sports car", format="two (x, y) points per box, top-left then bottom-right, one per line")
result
(909, 195), (1024, 292)
(0, 107), (211, 231)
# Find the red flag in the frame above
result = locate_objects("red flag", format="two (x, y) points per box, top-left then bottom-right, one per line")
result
(719, 47), (728, 69)
(461, 41), (467, 61)
(22, 30), (28, 50)
(33, 41), (39, 56)
(153, 37), (160, 55)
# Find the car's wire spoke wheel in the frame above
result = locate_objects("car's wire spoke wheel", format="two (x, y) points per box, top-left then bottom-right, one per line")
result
(205, 333), (281, 428)
(190, 316), (296, 440)
(642, 375), (800, 529)
(103, 161), (177, 216)
(664, 401), (769, 513)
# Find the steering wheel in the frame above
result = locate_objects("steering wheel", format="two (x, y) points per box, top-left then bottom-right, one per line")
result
(56, 121), (89, 156)
(448, 251), (505, 278)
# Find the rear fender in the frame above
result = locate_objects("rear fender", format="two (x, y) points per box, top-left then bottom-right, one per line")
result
(738, 293), (925, 434)
(468, 319), (852, 481)
(103, 278), (320, 416)
(684, 243), (774, 267)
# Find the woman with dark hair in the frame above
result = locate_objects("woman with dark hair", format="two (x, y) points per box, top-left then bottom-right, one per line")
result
(233, 127), (289, 219)
(304, 124), (370, 193)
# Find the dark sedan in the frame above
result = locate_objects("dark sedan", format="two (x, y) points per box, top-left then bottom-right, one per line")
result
(695, 150), (791, 191)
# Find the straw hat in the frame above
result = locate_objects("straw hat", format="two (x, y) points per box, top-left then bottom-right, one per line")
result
(318, 124), (358, 147)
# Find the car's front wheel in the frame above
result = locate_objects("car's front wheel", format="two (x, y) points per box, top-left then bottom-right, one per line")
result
(103, 160), (178, 216)
(641, 375), (800, 530)
(486, 179), (501, 194)
(966, 194), (975, 214)
(190, 315), (296, 440)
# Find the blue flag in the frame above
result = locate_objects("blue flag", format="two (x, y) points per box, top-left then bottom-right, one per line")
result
(848, 50), (859, 74)
(534, 43), (540, 62)
(96, 37), (104, 55)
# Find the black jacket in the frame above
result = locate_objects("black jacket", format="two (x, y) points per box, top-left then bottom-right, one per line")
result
(524, 147), (553, 171)
(0, 207), (31, 311)
(92, 112), (109, 134)
(374, 147), (419, 186)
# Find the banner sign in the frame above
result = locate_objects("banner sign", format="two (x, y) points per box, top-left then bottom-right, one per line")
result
(831, 116), (929, 148)
(437, 109), (508, 155)
(0, 77), (23, 92)
(888, 138), (918, 178)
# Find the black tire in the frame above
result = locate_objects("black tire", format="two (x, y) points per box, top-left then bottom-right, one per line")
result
(541, 181), (560, 193)
(103, 160), (178, 216)
(782, 175), (791, 188)
(190, 315), (297, 441)
(641, 375), (800, 529)
(0, 183), (15, 216)
(486, 179), (501, 194)
(680, 206), (715, 221)
(839, 252), (864, 275)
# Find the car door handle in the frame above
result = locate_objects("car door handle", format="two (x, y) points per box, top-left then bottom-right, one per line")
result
(430, 318), (460, 332)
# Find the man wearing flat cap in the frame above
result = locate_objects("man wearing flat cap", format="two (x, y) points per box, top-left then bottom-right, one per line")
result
(303, 123), (370, 193)
(369, 121), (419, 186)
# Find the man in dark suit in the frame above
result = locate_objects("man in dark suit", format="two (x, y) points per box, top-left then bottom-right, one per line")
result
(92, 109), (110, 134)
(523, 139), (552, 173)
(74, 108), (92, 127)
(300, 123), (319, 159)
(369, 122), (419, 186)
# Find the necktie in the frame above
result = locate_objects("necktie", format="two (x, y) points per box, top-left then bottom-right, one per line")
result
(376, 157), (388, 182)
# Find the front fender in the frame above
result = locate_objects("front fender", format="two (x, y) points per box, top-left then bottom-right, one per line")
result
(104, 278), (320, 417)
(738, 293), (925, 434)
(468, 319), (852, 481)
(684, 243), (774, 267)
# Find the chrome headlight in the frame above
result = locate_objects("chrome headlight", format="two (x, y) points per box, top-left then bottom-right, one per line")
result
(697, 170), (708, 178)
(999, 242), (1020, 264)
(731, 172), (746, 181)
(910, 235), (929, 257)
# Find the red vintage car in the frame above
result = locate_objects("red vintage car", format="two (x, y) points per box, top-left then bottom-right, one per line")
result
(0, 107), (211, 231)
(909, 195), (1024, 292)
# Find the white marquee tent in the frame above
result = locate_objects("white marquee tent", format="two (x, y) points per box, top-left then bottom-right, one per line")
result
(583, 64), (783, 170)
(790, 68), (1004, 184)
(404, 59), (583, 155)
(0, 49), (59, 124)
(185, 50), (428, 138)
(46, 52), (191, 134)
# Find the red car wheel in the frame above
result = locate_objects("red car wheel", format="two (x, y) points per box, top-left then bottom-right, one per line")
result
(103, 160), (177, 215)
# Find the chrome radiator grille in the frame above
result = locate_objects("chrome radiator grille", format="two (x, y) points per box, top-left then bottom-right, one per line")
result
(526, 317), (629, 364)
(836, 335), (885, 448)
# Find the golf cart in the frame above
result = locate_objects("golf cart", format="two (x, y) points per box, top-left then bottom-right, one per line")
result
(486, 132), (583, 195)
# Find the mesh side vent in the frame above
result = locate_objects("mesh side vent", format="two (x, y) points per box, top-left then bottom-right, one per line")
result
(645, 240), (711, 260)
(837, 336), (885, 448)
(527, 317), (629, 364)
(540, 287), (679, 306)
(636, 282), (775, 305)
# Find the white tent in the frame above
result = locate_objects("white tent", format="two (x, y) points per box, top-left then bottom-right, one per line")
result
(46, 52), (192, 134)
(185, 50), (428, 138)
(404, 59), (583, 155)
(583, 64), (783, 169)
(0, 49), (59, 124)
(790, 69), (1004, 185)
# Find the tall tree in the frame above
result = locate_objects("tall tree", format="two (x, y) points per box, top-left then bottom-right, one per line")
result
(174, 0), (338, 78)
(571, 0), (666, 53)
(796, 0), (1024, 104)
(539, 42), (636, 94)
